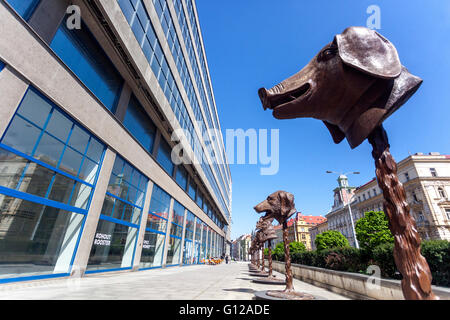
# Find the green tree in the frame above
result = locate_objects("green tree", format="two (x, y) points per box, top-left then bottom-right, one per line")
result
(289, 241), (307, 254)
(271, 241), (306, 261)
(315, 230), (350, 251)
(355, 210), (394, 252)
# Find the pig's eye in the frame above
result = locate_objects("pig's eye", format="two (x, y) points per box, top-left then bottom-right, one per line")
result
(318, 46), (337, 62)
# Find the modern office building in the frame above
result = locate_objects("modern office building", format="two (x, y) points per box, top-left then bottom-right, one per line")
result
(0, 0), (232, 283)
(325, 153), (450, 247)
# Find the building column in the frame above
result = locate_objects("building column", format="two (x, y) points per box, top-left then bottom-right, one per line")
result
(0, 67), (29, 136)
(28, 0), (69, 44)
(179, 208), (188, 266)
(161, 198), (174, 267)
(70, 147), (116, 277)
(114, 83), (132, 122)
(132, 181), (154, 271)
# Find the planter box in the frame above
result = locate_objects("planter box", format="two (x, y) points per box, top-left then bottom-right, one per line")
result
(272, 261), (450, 300)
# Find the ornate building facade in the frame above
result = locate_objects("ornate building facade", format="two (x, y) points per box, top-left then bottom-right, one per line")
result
(324, 153), (450, 247)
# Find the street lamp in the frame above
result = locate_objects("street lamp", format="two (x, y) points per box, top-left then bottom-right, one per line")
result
(326, 170), (360, 249)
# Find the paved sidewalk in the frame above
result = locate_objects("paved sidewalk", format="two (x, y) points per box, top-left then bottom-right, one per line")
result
(0, 262), (348, 300)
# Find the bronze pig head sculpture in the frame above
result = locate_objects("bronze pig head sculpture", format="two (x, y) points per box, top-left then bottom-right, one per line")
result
(258, 26), (422, 149)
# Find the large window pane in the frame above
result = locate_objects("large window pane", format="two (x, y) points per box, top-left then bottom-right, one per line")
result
(33, 133), (65, 167)
(123, 95), (156, 154)
(0, 196), (84, 279)
(17, 162), (54, 198)
(166, 236), (181, 265)
(86, 219), (138, 271)
(2, 117), (41, 156)
(50, 18), (123, 112)
(0, 149), (28, 190)
(5, 0), (40, 20)
(146, 213), (167, 233)
(16, 89), (51, 128)
(140, 231), (165, 269)
(149, 185), (170, 220)
(157, 138), (174, 176)
(175, 165), (187, 190)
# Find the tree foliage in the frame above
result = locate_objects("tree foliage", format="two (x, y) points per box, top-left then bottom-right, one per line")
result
(271, 241), (306, 260)
(315, 230), (349, 251)
(355, 210), (394, 252)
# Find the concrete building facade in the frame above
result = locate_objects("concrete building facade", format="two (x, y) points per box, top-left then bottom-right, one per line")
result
(0, 0), (231, 283)
(325, 153), (450, 247)
(309, 220), (328, 251)
(231, 234), (251, 261)
(286, 213), (326, 250)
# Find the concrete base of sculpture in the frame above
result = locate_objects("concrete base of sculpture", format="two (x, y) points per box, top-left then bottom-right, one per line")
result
(249, 272), (269, 277)
(254, 290), (322, 300)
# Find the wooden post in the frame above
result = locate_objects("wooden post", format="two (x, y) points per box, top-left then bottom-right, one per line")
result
(368, 125), (437, 300)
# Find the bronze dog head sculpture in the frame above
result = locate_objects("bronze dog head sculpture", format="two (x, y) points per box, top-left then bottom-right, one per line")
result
(256, 217), (277, 242)
(254, 191), (297, 224)
(258, 26), (422, 149)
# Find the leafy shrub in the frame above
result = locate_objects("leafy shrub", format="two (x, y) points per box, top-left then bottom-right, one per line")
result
(271, 241), (306, 261)
(315, 230), (350, 251)
(421, 240), (450, 286)
(355, 211), (394, 252)
(372, 242), (397, 278)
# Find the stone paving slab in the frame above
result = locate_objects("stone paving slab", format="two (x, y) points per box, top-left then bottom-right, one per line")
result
(0, 262), (349, 300)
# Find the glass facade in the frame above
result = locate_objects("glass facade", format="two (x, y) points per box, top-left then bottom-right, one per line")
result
(50, 16), (124, 113)
(5, 0), (40, 21)
(117, 0), (230, 220)
(0, 0), (229, 283)
(0, 86), (105, 280)
(86, 155), (148, 272)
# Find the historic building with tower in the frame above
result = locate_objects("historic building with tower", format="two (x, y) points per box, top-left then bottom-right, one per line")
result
(320, 153), (450, 248)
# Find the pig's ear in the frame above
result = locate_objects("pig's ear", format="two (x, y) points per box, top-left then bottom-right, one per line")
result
(323, 121), (346, 144)
(336, 27), (402, 79)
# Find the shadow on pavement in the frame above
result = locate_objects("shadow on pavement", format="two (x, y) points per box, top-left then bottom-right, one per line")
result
(222, 288), (256, 294)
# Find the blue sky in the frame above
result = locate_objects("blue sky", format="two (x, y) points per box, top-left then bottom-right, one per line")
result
(195, 0), (450, 240)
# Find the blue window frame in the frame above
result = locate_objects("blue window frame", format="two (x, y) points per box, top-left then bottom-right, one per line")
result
(5, 0), (40, 21)
(87, 155), (148, 273)
(123, 94), (156, 153)
(0, 86), (106, 282)
(50, 16), (123, 113)
(157, 138), (174, 176)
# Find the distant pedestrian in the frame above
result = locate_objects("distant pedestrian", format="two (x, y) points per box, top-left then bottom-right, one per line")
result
(225, 255), (229, 264)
